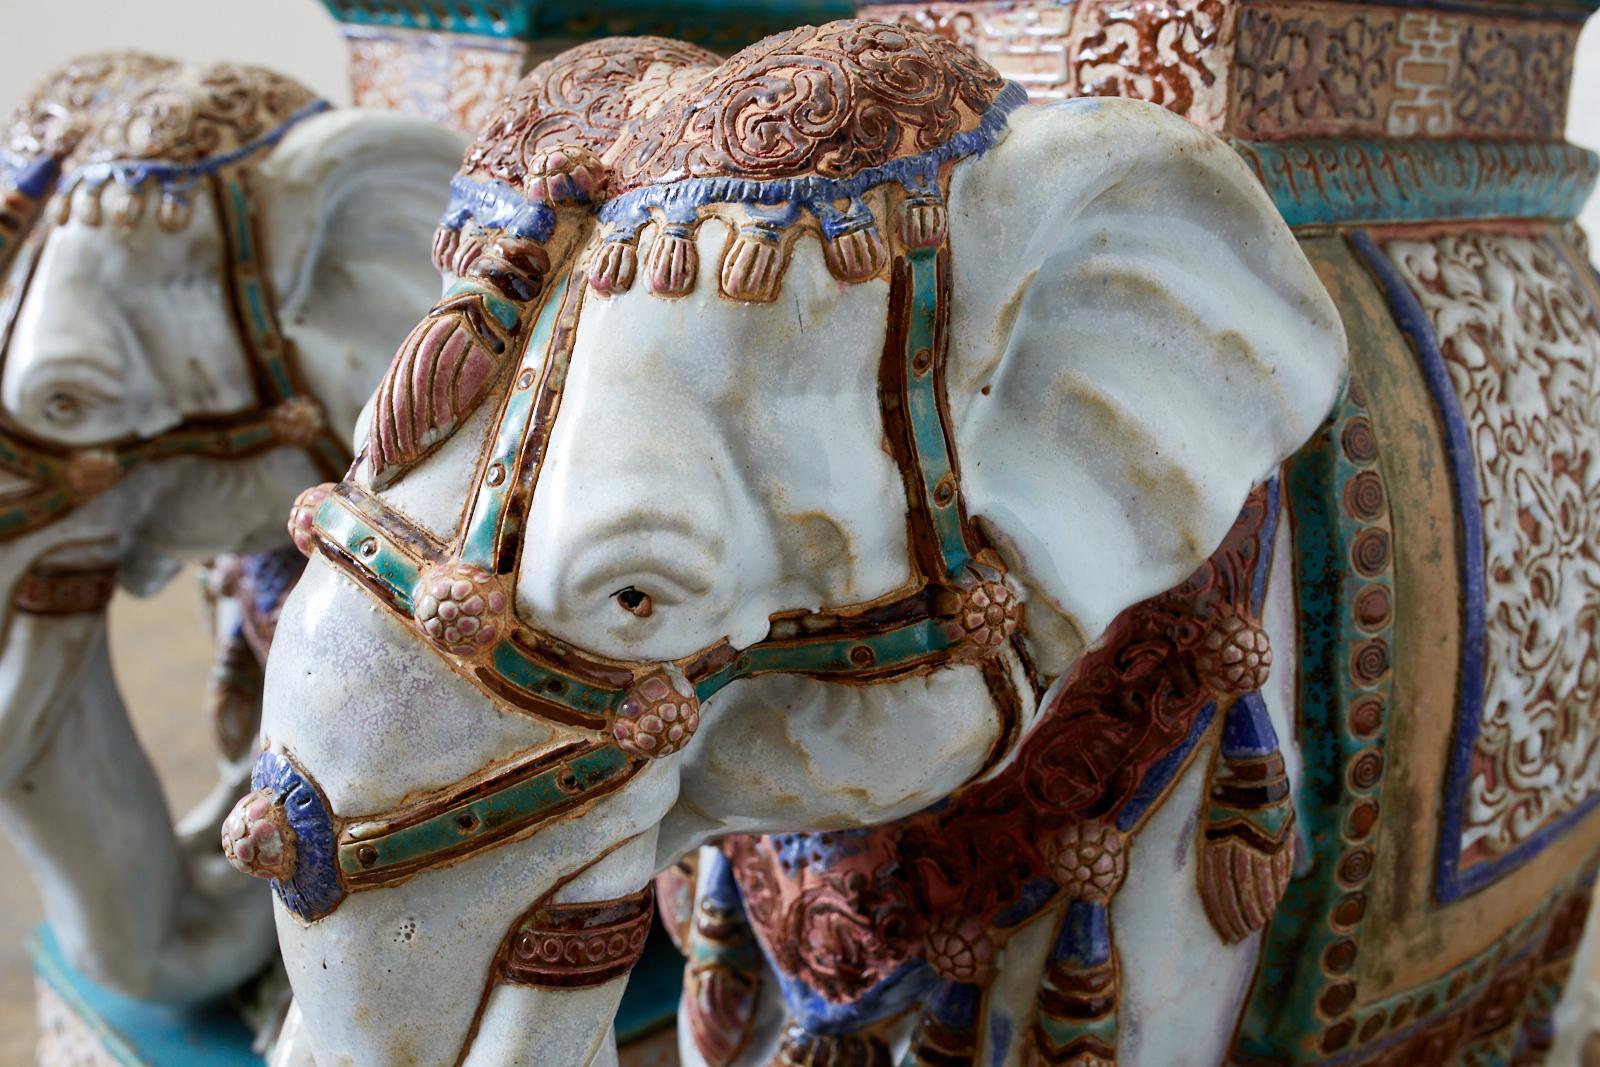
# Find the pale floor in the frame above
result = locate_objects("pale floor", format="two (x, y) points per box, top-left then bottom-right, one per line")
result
(0, 577), (219, 1067)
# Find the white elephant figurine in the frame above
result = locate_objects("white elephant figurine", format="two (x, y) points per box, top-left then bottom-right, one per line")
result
(244, 22), (1344, 1066)
(0, 52), (462, 1002)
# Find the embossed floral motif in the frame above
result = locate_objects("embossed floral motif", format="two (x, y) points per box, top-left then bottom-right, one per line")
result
(942, 577), (1021, 660)
(613, 667), (702, 758)
(923, 913), (994, 982)
(268, 397), (326, 448)
(1384, 233), (1600, 864)
(463, 36), (720, 190)
(1046, 820), (1127, 901)
(411, 561), (512, 656)
(221, 786), (296, 881)
(1195, 608), (1273, 696)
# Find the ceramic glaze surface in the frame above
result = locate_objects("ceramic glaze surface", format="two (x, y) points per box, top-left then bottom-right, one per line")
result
(0, 52), (464, 1006)
(258, 20), (1342, 1066)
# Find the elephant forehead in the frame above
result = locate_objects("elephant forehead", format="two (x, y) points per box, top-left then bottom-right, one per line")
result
(4, 196), (261, 434)
(515, 230), (914, 660)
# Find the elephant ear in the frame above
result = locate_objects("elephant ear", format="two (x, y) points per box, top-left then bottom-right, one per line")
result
(257, 110), (468, 450)
(948, 99), (1345, 651)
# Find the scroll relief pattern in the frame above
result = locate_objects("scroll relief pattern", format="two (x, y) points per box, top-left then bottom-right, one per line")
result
(1232, 3), (1577, 140)
(1385, 233), (1600, 864)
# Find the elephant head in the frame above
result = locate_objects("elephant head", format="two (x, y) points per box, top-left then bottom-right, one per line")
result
(0, 53), (463, 1001)
(254, 23), (1343, 1066)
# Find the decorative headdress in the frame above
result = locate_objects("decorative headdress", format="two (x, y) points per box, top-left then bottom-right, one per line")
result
(374, 21), (1023, 485)
(0, 52), (326, 237)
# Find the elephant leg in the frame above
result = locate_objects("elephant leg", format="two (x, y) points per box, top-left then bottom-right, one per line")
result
(461, 830), (658, 1067)
(1110, 736), (1269, 1067)
(0, 618), (276, 1001)
(276, 758), (676, 1067)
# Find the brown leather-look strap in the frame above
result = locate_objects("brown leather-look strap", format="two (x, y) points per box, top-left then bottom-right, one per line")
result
(14, 563), (116, 615)
(499, 885), (654, 989)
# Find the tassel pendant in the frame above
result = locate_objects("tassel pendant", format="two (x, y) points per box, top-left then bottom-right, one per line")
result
(901, 980), (980, 1065)
(683, 850), (763, 1067)
(588, 237), (639, 297)
(1197, 692), (1295, 944)
(645, 223), (699, 297)
(899, 193), (948, 251)
(1032, 901), (1119, 1066)
(719, 221), (787, 303)
(824, 219), (888, 284)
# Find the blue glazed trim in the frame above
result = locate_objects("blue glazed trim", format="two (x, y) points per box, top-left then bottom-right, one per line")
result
(777, 959), (936, 1033)
(1221, 692), (1281, 760)
(927, 980), (981, 1030)
(1348, 231), (1497, 903)
(61, 101), (331, 197)
(1115, 701), (1219, 832)
(988, 1014), (1015, 1065)
(593, 81), (1028, 235)
(1234, 139), (1600, 227)
(440, 174), (560, 242)
(992, 875), (1061, 928)
(252, 751), (345, 922)
(238, 546), (307, 621)
(1, 153), (61, 199)
(1053, 900), (1110, 967)
(1251, 476), (1281, 617)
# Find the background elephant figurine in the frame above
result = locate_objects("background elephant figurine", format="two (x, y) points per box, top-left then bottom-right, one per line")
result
(247, 21), (1343, 1066)
(0, 53), (463, 1003)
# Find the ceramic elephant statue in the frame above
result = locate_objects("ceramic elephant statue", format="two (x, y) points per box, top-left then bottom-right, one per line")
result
(0, 53), (464, 1003)
(243, 22), (1343, 1066)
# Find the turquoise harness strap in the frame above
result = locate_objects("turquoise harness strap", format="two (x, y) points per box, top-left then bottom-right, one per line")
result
(339, 741), (638, 888)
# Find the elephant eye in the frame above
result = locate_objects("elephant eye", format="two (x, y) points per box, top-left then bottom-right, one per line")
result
(613, 586), (653, 618)
(42, 391), (85, 426)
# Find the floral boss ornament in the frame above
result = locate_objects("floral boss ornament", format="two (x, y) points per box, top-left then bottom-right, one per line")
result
(412, 561), (513, 655)
(614, 666), (701, 759)
(221, 787), (296, 881)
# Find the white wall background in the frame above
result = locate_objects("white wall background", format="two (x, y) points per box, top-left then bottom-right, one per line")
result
(1575, 19), (1600, 251)
(0, 0), (350, 108)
